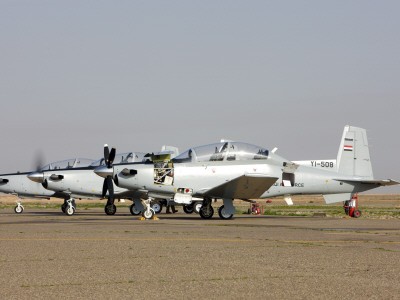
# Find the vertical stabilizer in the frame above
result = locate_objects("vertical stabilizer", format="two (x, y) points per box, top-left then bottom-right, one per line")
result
(337, 126), (373, 179)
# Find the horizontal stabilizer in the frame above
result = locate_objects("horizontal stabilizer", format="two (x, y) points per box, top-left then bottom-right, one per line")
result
(201, 174), (278, 199)
(357, 179), (399, 186)
(334, 178), (400, 187)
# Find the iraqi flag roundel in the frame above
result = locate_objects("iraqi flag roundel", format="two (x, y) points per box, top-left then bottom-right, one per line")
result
(344, 145), (353, 151)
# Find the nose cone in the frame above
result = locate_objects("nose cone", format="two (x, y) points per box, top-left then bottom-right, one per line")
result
(27, 172), (44, 183)
(94, 165), (113, 178)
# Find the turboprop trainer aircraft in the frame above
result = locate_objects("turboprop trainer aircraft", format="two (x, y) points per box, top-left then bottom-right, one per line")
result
(27, 146), (179, 216)
(94, 125), (398, 220)
(0, 158), (94, 213)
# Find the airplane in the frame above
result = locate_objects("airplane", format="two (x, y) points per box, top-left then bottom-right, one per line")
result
(27, 146), (180, 216)
(0, 158), (95, 214)
(94, 125), (399, 220)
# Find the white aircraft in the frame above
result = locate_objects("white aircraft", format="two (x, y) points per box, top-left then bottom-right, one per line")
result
(27, 146), (179, 216)
(0, 158), (94, 213)
(94, 125), (398, 220)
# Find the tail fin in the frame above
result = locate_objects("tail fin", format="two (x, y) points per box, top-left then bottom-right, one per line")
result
(336, 125), (373, 179)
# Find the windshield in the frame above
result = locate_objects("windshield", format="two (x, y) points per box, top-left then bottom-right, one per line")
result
(39, 158), (94, 171)
(173, 142), (269, 163)
(89, 152), (146, 167)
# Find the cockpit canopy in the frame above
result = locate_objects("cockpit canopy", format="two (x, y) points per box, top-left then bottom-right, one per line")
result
(89, 152), (146, 167)
(173, 142), (269, 163)
(39, 158), (95, 171)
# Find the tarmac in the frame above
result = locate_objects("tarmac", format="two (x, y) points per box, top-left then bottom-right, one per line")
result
(0, 206), (399, 299)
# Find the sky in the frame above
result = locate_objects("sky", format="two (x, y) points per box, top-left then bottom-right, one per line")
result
(1, 1), (399, 193)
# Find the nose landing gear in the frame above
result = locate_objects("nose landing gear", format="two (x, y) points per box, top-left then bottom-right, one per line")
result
(14, 201), (24, 214)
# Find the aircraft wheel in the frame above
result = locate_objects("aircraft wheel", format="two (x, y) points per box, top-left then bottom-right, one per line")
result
(194, 202), (202, 214)
(65, 206), (75, 216)
(61, 204), (67, 213)
(183, 204), (194, 214)
(105, 204), (117, 215)
(130, 204), (142, 216)
(151, 202), (163, 214)
(218, 205), (233, 220)
(14, 205), (24, 214)
(353, 210), (362, 218)
(142, 209), (154, 220)
(199, 206), (214, 219)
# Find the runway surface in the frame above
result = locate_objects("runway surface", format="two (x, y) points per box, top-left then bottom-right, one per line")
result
(1, 208), (399, 299)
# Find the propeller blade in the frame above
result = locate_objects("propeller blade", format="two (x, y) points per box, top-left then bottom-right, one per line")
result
(106, 176), (114, 198)
(102, 178), (108, 198)
(33, 150), (45, 172)
(108, 148), (116, 167)
(104, 144), (110, 164)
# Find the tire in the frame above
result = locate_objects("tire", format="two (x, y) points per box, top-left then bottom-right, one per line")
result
(130, 204), (142, 215)
(142, 209), (154, 220)
(61, 204), (67, 213)
(14, 205), (23, 214)
(199, 206), (214, 219)
(183, 204), (194, 214)
(353, 210), (362, 218)
(105, 204), (117, 215)
(194, 202), (202, 214)
(218, 205), (233, 220)
(151, 202), (163, 214)
(65, 206), (75, 216)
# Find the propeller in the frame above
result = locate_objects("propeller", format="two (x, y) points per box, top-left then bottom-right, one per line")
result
(33, 150), (45, 172)
(104, 144), (116, 168)
(101, 144), (116, 201)
(27, 150), (46, 183)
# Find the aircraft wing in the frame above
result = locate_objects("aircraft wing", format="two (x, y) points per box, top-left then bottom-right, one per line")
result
(199, 174), (278, 199)
(335, 179), (400, 186)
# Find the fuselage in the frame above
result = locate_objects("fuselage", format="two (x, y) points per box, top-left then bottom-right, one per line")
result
(111, 152), (379, 201)
(0, 172), (56, 198)
(42, 167), (131, 199)
(39, 152), (147, 200)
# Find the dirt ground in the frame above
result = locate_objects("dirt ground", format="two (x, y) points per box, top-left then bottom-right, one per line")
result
(0, 194), (399, 299)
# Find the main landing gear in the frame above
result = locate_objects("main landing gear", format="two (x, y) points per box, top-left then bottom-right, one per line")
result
(199, 198), (235, 220)
(183, 201), (202, 214)
(218, 205), (233, 220)
(199, 198), (214, 219)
